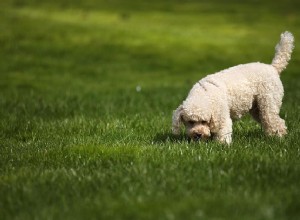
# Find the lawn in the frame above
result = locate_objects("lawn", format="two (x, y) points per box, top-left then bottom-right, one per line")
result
(1, 0), (300, 219)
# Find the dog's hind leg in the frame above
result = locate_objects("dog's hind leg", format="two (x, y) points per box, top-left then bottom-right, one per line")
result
(257, 92), (287, 137)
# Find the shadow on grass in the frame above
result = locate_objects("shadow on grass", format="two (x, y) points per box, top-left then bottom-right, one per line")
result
(152, 132), (213, 144)
(153, 129), (267, 145)
(152, 132), (190, 144)
(235, 129), (265, 139)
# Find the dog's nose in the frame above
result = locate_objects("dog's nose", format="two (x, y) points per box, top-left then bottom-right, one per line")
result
(193, 133), (202, 141)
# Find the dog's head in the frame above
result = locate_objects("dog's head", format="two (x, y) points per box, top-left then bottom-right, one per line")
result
(172, 96), (215, 142)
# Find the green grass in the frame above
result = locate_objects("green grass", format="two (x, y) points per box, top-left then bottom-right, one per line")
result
(1, 0), (300, 219)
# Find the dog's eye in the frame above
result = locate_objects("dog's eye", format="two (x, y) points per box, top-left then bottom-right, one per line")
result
(201, 120), (207, 124)
(188, 120), (196, 125)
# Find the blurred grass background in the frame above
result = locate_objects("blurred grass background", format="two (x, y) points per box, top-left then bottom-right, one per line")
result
(0, 0), (300, 219)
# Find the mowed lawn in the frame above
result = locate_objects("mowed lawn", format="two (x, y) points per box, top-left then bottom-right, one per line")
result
(1, 0), (300, 219)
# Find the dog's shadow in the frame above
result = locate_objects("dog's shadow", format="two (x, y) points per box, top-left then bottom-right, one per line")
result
(153, 132), (189, 144)
(153, 129), (267, 144)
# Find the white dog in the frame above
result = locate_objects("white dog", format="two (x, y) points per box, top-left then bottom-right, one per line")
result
(172, 31), (294, 144)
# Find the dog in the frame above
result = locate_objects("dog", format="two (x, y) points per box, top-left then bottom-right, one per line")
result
(172, 31), (294, 144)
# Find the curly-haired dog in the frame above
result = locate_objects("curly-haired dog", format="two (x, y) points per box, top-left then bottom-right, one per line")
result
(172, 31), (294, 144)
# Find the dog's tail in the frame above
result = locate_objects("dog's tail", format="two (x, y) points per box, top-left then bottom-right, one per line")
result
(271, 31), (294, 74)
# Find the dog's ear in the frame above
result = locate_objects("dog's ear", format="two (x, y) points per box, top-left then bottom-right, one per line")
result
(209, 109), (222, 133)
(172, 105), (184, 135)
(209, 114), (216, 132)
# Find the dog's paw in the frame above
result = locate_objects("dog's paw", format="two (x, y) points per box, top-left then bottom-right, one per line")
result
(216, 133), (232, 145)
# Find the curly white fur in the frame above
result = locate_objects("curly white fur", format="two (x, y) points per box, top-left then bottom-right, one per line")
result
(172, 31), (294, 144)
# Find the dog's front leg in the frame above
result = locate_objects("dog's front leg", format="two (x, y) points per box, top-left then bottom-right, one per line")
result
(214, 117), (232, 145)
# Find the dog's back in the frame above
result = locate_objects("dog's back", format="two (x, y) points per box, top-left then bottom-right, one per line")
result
(200, 62), (281, 119)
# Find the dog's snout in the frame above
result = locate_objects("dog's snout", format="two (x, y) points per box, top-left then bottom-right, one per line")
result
(193, 133), (202, 141)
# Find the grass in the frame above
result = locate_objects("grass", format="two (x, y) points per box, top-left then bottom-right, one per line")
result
(1, 0), (300, 219)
